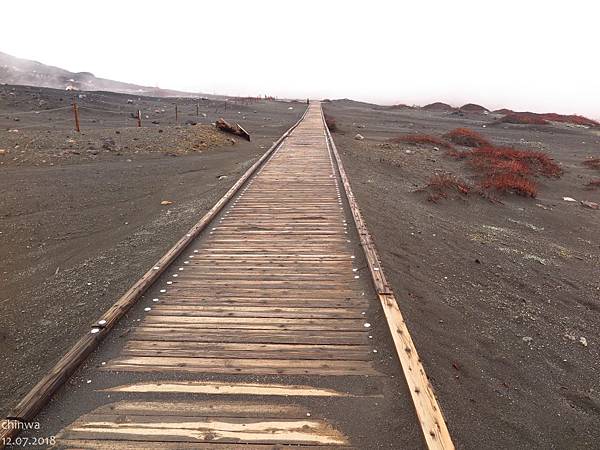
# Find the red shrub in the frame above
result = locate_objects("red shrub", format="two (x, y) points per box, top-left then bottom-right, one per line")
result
(443, 145), (561, 199)
(444, 128), (491, 147)
(585, 179), (600, 190)
(484, 159), (531, 177)
(499, 113), (549, 125)
(324, 113), (338, 132)
(389, 133), (453, 149)
(539, 113), (599, 127)
(499, 111), (599, 127)
(481, 173), (537, 197)
(583, 158), (600, 170)
(446, 148), (470, 159)
(418, 173), (471, 202)
(470, 146), (562, 178)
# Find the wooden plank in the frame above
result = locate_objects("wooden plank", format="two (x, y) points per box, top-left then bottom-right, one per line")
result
(139, 319), (367, 332)
(152, 297), (366, 308)
(167, 280), (356, 288)
(122, 341), (370, 361)
(185, 262), (353, 268)
(131, 328), (368, 345)
(162, 288), (361, 297)
(104, 356), (378, 376)
(105, 382), (350, 398)
(59, 413), (348, 446)
(146, 305), (364, 318)
(54, 440), (346, 449)
(95, 400), (309, 418)
(175, 273), (354, 280)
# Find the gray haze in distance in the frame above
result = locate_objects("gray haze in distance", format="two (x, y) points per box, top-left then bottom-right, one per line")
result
(2, 0), (599, 118)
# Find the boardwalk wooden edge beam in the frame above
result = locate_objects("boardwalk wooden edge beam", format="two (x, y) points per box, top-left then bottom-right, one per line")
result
(321, 106), (455, 450)
(0, 106), (309, 447)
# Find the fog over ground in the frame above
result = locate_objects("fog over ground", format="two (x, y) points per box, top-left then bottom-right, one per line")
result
(1, 0), (598, 118)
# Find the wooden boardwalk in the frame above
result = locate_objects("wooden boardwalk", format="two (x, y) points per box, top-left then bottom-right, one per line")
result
(54, 104), (379, 448)
(5, 103), (452, 449)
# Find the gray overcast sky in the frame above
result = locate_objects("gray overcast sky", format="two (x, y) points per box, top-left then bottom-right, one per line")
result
(2, 0), (599, 118)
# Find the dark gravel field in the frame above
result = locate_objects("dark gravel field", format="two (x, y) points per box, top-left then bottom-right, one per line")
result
(324, 99), (600, 449)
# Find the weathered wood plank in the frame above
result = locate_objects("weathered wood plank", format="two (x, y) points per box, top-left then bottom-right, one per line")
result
(105, 382), (350, 398)
(131, 328), (368, 345)
(104, 356), (378, 376)
(122, 341), (370, 361)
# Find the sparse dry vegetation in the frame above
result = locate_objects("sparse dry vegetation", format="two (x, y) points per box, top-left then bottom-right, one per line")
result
(469, 146), (563, 178)
(498, 111), (599, 127)
(324, 113), (338, 132)
(480, 173), (538, 197)
(443, 145), (562, 199)
(389, 133), (453, 149)
(418, 173), (471, 202)
(444, 128), (491, 148)
(585, 179), (600, 190)
(539, 113), (599, 127)
(583, 157), (600, 170)
(498, 112), (549, 125)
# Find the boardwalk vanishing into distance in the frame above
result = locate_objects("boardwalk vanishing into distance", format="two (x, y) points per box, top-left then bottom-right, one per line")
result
(2, 103), (452, 449)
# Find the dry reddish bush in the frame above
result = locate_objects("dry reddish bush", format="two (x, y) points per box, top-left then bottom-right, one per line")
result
(539, 113), (599, 127)
(498, 111), (598, 127)
(583, 158), (600, 170)
(444, 145), (561, 199)
(480, 173), (537, 197)
(389, 133), (453, 149)
(444, 128), (491, 148)
(445, 148), (470, 159)
(585, 179), (600, 190)
(471, 146), (562, 178)
(324, 113), (338, 132)
(498, 113), (549, 125)
(418, 173), (471, 202)
(487, 159), (531, 176)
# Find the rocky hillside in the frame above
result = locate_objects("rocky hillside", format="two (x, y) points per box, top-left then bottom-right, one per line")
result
(0, 51), (201, 97)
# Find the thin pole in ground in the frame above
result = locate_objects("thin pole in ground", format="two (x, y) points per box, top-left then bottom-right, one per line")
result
(72, 98), (80, 132)
(136, 109), (142, 127)
(175, 104), (179, 124)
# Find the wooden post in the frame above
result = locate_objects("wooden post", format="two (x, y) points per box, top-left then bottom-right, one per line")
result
(136, 109), (142, 127)
(72, 98), (80, 132)
(196, 103), (199, 117)
(175, 104), (178, 123)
